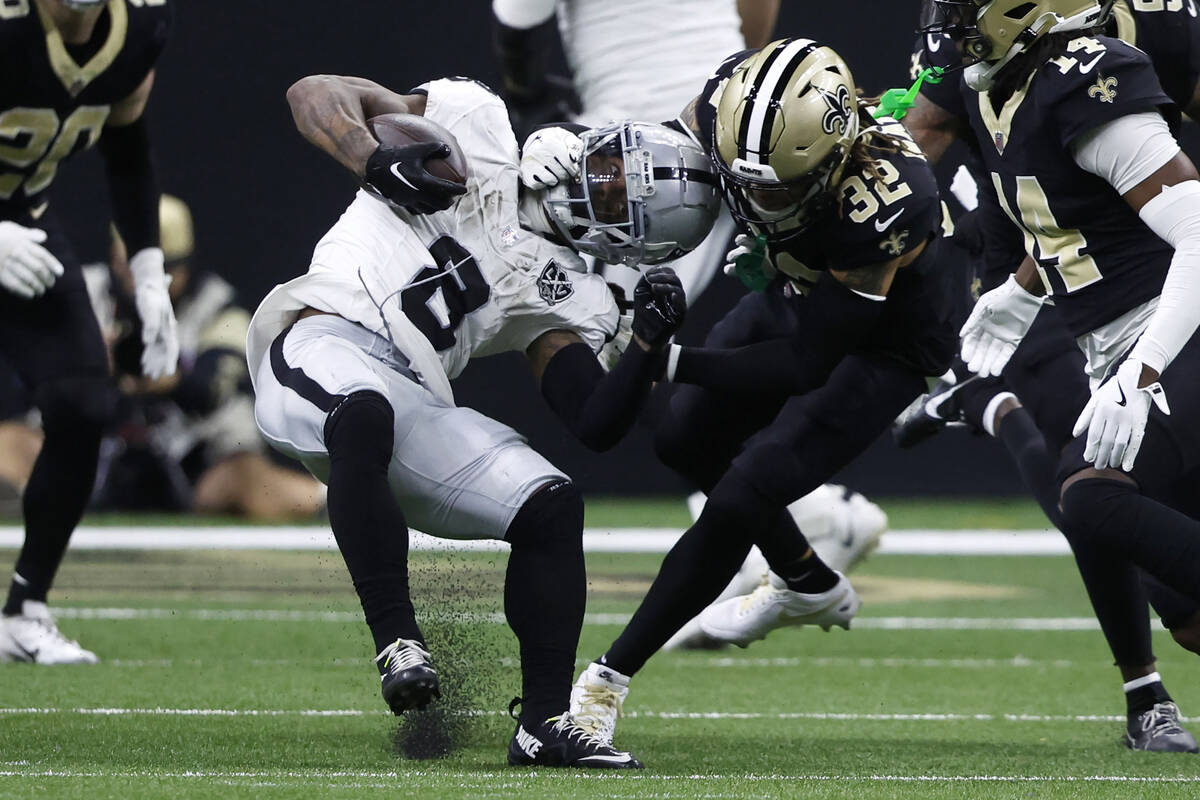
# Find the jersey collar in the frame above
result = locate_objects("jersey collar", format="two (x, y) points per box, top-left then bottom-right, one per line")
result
(34, 0), (128, 98)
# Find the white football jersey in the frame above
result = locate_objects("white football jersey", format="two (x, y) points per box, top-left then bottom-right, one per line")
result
(247, 78), (619, 400)
(558, 0), (745, 125)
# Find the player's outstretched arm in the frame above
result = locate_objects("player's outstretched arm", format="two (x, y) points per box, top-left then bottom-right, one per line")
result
(903, 93), (969, 168)
(666, 248), (915, 395)
(531, 267), (686, 452)
(738, 0), (780, 49)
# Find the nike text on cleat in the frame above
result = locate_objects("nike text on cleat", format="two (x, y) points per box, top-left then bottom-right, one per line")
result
(507, 713), (643, 769)
(0, 601), (98, 665)
(697, 571), (860, 648)
(569, 661), (631, 746)
(891, 375), (979, 448)
(1125, 702), (1200, 753)
(376, 638), (440, 715)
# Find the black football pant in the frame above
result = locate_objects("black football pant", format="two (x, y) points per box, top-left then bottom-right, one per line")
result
(603, 292), (925, 676)
(0, 214), (117, 615)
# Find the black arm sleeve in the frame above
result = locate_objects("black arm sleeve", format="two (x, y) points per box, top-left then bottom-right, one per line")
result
(540, 341), (663, 452)
(674, 275), (887, 395)
(98, 116), (160, 255)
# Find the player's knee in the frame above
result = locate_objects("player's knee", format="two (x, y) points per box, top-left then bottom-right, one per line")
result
(1170, 613), (1200, 657)
(35, 375), (117, 436)
(654, 412), (721, 486)
(324, 391), (394, 468)
(702, 468), (777, 534)
(505, 479), (583, 551)
(1059, 474), (1138, 545)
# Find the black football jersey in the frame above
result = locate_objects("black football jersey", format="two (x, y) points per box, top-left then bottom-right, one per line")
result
(694, 50), (956, 375)
(964, 35), (1176, 337)
(0, 0), (170, 220)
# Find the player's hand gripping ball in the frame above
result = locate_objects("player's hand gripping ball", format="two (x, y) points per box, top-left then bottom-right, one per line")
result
(365, 113), (469, 215)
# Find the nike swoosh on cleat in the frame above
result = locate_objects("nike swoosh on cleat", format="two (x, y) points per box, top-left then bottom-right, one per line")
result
(13, 642), (38, 662)
(577, 754), (636, 764)
(874, 209), (905, 232)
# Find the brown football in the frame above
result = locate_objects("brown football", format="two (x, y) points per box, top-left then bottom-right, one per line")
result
(366, 113), (470, 185)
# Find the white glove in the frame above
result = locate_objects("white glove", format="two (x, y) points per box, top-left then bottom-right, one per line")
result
(1072, 358), (1170, 472)
(959, 274), (1044, 377)
(722, 233), (755, 277)
(519, 126), (582, 190)
(0, 221), (64, 299)
(129, 247), (179, 379)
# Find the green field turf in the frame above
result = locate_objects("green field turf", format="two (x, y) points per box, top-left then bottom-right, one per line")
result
(0, 503), (1196, 798)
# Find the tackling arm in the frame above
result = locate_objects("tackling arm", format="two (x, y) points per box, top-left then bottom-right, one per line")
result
(903, 93), (970, 168)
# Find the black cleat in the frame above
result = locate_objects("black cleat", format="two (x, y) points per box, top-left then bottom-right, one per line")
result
(377, 638), (440, 715)
(891, 375), (978, 448)
(1125, 702), (1200, 753)
(507, 711), (643, 769)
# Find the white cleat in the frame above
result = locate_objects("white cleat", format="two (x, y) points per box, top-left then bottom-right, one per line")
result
(662, 544), (768, 651)
(569, 661), (631, 746)
(0, 601), (99, 664)
(789, 484), (888, 573)
(697, 571), (860, 648)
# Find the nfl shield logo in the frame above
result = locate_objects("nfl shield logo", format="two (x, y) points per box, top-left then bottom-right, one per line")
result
(994, 132), (1005, 154)
(537, 261), (574, 306)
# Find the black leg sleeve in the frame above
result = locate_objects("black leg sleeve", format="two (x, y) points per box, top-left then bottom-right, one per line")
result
(996, 407), (1066, 530)
(4, 376), (115, 615)
(324, 391), (421, 655)
(601, 469), (762, 676)
(1061, 478), (1200, 606)
(503, 479), (586, 725)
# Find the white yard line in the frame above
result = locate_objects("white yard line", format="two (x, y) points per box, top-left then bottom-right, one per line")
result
(47, 606), (1163, 632)
(0, 768), (1197, 783)
(0, 526), (1068, 555)
(0, 707), (1182, 724)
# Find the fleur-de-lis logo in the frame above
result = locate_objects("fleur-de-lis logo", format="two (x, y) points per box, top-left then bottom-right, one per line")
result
(1088, 75), (1118, 104)
(819, 84), (854, 136)
(879, 229), (910, 257)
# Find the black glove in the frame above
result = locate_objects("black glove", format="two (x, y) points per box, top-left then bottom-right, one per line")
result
(631, 266), (687, 348)
(364, 142), (467, 215)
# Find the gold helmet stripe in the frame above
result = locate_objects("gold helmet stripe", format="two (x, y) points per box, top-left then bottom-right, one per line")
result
(741, 38), (820, 165)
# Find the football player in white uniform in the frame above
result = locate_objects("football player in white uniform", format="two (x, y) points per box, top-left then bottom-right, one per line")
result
(493, 0), (890, 651)
(248, 74), (720, 768)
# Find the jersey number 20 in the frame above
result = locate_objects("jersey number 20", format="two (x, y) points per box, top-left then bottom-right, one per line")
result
(0, 106), (110, 201)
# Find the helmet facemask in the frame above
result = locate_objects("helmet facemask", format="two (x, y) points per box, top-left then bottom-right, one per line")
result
(542, 121), (721, 267)
(918, 0), (1108, 91)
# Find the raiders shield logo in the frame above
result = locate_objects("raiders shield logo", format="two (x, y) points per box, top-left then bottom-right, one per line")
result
(537, 261), (574, 305)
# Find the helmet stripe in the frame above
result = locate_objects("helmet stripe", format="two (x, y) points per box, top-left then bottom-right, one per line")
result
(652, 166), (719, 186)
(743, 39), (819, 165)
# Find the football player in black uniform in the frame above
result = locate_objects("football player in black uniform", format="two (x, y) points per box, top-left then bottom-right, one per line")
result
(901, 0), (1200, 751)
(922, 0), (1200, 752)
(0, 0), (176, 664)
(524, 39), (958, 751)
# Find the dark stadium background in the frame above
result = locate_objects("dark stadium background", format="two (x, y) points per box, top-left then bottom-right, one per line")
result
(49, 1), (1199, 497)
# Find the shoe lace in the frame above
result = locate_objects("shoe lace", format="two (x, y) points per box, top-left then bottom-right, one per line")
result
(736, 573), (775, 615)
(375, 638), (429, 675)
(576, 684), (625, 720)
(548, 713), (612, 751)
(1140, 702), (1186, 737)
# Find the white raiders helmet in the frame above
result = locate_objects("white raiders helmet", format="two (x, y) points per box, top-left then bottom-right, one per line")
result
(542, 121), (722, 267)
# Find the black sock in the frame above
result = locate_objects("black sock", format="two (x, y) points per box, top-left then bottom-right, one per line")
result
(776, 552), (839, 593)
(957, 375), (1008, 432)
(1062, 479), (1200, 605)
(503, 480), (586, 725)
(324, 392), (422, 657)
(996, 407), (1066, 529)
(3, 403), (105, 616)
(1126, 678), (1172, 716)
(602, 473), (761, 677)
